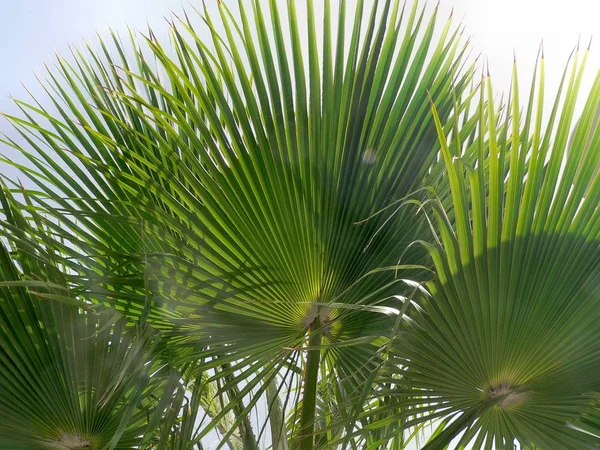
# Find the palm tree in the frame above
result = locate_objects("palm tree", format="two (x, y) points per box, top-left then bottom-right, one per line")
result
(0, 0), (598, 448)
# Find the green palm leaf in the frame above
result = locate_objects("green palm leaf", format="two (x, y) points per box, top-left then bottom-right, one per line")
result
(397, 48), (600, 448)
(0, 188), (183, 449)
(1, 0), (473, 447)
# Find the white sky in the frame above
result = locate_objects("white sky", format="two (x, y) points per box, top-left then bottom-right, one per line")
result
(1, 0), (598, 121)
(0, 1), (599, 449)
(1, 0), (599, 110)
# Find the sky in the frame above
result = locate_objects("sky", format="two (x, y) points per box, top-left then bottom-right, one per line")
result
(1, 0), (599, 113)
(1, 0), (599, 121)
(0, 0), (599, 449)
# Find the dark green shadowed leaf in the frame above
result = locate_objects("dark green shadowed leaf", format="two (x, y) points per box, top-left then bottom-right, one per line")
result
(0, 188), (187, 449)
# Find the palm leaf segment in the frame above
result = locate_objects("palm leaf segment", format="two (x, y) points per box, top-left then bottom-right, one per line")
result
(0, 189), (184, 450)
(1, 0), (472, 440)
(400, 49), (600, 448)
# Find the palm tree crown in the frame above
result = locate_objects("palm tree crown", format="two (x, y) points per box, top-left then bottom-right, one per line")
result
(0, 1), (598, 449)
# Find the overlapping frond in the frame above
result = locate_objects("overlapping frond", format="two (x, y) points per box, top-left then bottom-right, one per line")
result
(0, 188), (186, 449)
(1, 0), (474, 446)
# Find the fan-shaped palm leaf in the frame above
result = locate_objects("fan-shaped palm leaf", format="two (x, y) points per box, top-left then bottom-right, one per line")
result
(1, 0), (475, 447)
(395, 47), (600, 448)
(0, 188), (186, 449)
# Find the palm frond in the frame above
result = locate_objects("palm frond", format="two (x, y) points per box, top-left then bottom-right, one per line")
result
(395, 48), (600, 448)
(0, 187), (180, 449)
(1, 0), (474, 446)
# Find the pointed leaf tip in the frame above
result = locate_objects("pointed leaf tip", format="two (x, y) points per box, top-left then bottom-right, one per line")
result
(426, 89), (434, 106)
(537, 40), (544, 60)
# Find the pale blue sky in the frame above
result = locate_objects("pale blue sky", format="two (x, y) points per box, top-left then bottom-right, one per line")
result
(0, 0), (186, 116)
(1, 0), (598, 115)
